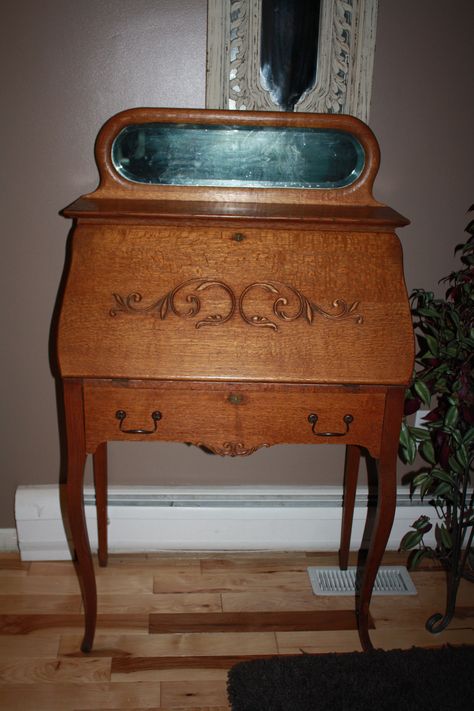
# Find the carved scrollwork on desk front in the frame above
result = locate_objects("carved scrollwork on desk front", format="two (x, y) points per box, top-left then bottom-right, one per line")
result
(110, 278), (236, 328)
(239, 281), (363, 330)
(196, 442), (270, 457)
(110, 278), (363, 331)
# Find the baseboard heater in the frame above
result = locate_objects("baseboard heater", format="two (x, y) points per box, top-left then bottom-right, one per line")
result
(15, 484), (435, 561)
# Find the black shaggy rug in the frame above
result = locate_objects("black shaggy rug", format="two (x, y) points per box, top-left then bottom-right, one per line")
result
(227, 645), (474, 711)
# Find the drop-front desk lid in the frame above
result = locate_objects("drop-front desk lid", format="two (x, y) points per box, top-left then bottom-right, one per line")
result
(58, 108), (414, 385)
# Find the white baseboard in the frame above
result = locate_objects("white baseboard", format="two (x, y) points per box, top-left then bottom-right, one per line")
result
(0, 529), (18, 552)
(14, 484), (434, 561)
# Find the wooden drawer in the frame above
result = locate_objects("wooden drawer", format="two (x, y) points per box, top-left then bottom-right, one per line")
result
(83, 381), (387, 458)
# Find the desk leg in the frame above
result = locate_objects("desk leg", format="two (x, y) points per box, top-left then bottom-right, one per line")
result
(63, 380), (97, 653)
(357, 388), (404, 651)
(339, 445), (361, 570)
(93, 443), (108, 567)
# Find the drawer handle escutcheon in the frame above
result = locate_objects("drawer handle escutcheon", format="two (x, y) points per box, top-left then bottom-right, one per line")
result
(308, 413), (353, 437)
(115, 409), (162, 434)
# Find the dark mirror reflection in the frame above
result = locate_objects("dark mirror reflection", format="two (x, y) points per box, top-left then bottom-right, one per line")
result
(260, 0), (321, 111)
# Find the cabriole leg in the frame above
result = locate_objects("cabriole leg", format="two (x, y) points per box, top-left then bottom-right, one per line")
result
(63, 379), (97, 653)
(93, 443), (108, 567)
(339, 445), (361, 570)
(357, 388), (404, 651)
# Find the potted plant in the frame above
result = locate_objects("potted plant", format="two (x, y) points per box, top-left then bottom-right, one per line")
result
(399, 207), (473, 633)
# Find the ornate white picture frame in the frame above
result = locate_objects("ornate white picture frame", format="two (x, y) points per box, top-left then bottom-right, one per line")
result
(206, 0), (378, 121)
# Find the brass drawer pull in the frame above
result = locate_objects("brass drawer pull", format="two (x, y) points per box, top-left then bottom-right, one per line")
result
(308, 413), (353, 437)
(115, 409), (162, 434)
(231, 232), (246, 242)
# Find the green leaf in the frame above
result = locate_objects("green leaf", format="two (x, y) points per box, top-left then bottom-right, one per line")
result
(413, 380), (431, 406)
(420, 439), (436, 464)
(408, 548), (430, 570)
(432, 482), (453, 498)
(431, 469), (456, 485)
(399, 422), (410, 448)
(400, 530), (423, 551)
(438, 525), (453, 550)
(444, 405), (459, 428)
(417, 307), (439, 319)
(409, 426), (431, 441)
(424, 334), (439, 356)
(412, 472), (430, 488)
(462, 428), (474, 447)
(399, 423), (417, 464)
(420, 476), (434, 499)
(448, 455), (464, 475)
(455, 445), (469, 470)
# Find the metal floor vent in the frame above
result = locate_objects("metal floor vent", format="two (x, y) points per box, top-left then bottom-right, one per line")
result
(307, 566), (417, 596)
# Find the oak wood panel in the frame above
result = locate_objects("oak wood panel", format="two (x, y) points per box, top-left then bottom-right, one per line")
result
(84, 381), (386, 456)
(58, 225), (413, 384)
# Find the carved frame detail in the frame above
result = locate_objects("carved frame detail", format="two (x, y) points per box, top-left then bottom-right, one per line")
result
(206, 0), (378, 122)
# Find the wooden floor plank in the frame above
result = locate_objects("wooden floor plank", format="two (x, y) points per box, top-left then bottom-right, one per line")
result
(112, 666), (230, 683)
(0, 635), (59, 658)
(276, 629), (363, 654)
(0, 681), (162, 710)
(0, 656), (110, 683)
(111, 654), (300, 681)
(222, 589), (359, 612)
(28, 562), (77, 576)
(0, 576), (81, 595)
(148, 609), (368, 633)
(160, 679), (229, 708)
(96, 592), (222, 615)
(29, 558), (201, 577)
(153, 570), (310, 594)
(0, 595), (82, 614)
(0, 613), (148, 636)
(59, 632), (279, 658)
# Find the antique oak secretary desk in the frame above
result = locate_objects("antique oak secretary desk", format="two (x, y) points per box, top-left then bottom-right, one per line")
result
(57, 108), (414, 652)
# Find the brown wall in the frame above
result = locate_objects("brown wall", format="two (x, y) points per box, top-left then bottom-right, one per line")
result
(1, 0), (473, 528)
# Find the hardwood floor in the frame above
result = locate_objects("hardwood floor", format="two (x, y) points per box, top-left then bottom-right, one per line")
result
(0, 550), (472, 710)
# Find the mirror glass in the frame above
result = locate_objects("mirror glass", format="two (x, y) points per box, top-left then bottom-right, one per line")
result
(112, 123), (365, 189)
